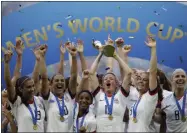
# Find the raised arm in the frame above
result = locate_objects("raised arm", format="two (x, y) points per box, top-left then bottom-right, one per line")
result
(32, 45), (42, 95)
(77, 70), (90, 93)
(115, 37), (125, 79)
(38, 45), (49, 97)
(145, 36), (157, 90)
(58, 41), (66, 75)
(4, 48), (16, 103)
(66, 43), (78, 96)
(115, 37), (131, 80)
(77, 39), (88, 71)
(11, 40), (23, 87)
(90, 52), (103, 74)
(89, 52), (103, 92)
(113, 52), (132, 93)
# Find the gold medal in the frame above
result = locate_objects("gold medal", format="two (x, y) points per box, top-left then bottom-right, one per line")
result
(79, 126), (86, 131)
(33, 124), (38, 130)
(108, 115), (113, 120)
(132, 117), (137, 123)
(60, 116), (64, 121)
(181, 116), (186, 122)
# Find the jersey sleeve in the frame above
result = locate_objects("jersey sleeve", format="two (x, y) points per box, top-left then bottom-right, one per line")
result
(41, 92), (54, 110)
(118, 86), (131, 109)
(142, 88), (158, 125)
(8, 96), (22, 120)
(92, 86), (103, 102)
(161, 95), (169, 110)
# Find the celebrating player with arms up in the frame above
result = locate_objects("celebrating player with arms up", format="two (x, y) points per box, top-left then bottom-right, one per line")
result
(88, 36), (132, 132)
(71, 70), (97, 133)
(39, 41), (78, 132)
(4, 41), (46, 132)
(127, 36), (159, 132)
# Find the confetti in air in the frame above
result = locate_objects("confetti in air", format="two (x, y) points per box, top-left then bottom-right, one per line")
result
(20, 28), (24, 32)
(179, 56), (183, 63)
(57, 24), (62, 27)
(128, 36), (135, 39)
(117, 6), (120, 9)
(178, 25), (183, 28)
(154, 23), (158, 27)
(18, 10), (23, 13)
(161, 60), (165, 63)
(154, 11), (160, 15)
(71, 19), (76, 24)
(19, 4), (22, 7)
(162, 7), (167, 11)
(161, 5), (167, 11)
(65, 15), (72, 19)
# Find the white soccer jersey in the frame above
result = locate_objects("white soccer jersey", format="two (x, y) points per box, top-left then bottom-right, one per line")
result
(9, 96), (45, 132)
(127, 86), (139, 108)
(89, 98), (96, 115)
(161, 92), (187, 132)
(71, 103), (96, 132)
(127, 89), (158, 132)
(43, 91), (75, 132)
(93, 86), (129, 132)
(163, 89), (173, 98)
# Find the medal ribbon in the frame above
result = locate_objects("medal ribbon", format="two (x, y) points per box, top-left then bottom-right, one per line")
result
(76, 114), (86, 133)
(55, 96), (65, 118)
(174, 90), (187, 118)
(27, 98), (37, 126)
(73, 102), (77, 120)
(105, 93), (115, 115)
(132, 96), (142, 119)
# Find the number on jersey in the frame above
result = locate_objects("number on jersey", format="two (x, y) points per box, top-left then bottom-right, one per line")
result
(37, 111), (41, 120)
(174, 110), (180, 120)
(64, 105), (68, 115)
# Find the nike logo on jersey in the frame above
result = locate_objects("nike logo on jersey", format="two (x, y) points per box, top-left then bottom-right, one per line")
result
(65, 97), (69, 102)
(99, 99), (104, 101)
(49, 99), (55, 103)
(38, 104), (44, 109)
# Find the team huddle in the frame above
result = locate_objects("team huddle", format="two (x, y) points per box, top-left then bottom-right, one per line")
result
(2, 35), (187, 133)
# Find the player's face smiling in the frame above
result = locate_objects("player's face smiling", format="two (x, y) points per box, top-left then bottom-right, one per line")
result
(78, 92), (92, 110)
(22, 79), (35, 100)
(172, 71), (187, 89)
(137, 72), (149, 92)
(52, 74), (66, 96)
(103, 74), (117, 94)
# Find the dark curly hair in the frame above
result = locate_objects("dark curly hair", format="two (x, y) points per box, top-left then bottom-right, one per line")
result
(15, 76), (32, 106)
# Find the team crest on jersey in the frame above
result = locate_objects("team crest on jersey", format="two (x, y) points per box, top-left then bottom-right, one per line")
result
(38, 103), (44, 109)
(49, 99), (55, 103)
(114, 98), (119, 104)
(65, 96), (69, 102)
